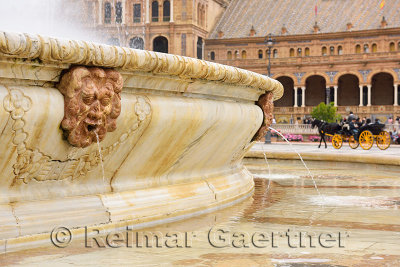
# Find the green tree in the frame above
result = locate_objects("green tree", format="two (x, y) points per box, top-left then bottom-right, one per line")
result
(311, 102), (342, 123)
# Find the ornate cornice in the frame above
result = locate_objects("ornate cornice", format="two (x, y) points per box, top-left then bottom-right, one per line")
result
(0, 31), (283, 101)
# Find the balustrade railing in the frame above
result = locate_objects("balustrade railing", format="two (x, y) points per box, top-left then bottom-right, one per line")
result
(272, 124), (318, 134)
(273, 123), (399, 135)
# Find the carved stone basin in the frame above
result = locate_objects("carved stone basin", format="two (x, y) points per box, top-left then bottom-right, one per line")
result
(0, 31), (282, 251)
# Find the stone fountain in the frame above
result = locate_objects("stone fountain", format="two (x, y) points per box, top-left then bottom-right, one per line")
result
(0, 31), (282, 251)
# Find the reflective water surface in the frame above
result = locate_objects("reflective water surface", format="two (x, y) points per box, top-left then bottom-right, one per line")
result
(2, 158), (400, 266)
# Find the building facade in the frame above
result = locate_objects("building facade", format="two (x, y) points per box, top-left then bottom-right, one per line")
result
(82, 0), (400, 123)
(82, 0), (230, 58)
(205, 0), (400, 123)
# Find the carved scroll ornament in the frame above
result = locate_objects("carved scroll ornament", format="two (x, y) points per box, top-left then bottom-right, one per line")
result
(58, 67), (123, 147)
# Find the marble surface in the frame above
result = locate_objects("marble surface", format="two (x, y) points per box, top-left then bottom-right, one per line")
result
(0, 31), (282, 251)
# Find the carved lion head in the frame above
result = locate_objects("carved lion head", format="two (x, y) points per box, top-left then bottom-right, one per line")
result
(58, 66), (123, 147)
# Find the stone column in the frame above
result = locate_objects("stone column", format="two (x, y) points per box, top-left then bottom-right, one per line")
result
(294, 88), (298, 107)
(301, 86), (306, 107)
(325, 87), (331, 104)
(334, 85), (338, 107)
(98, 0), (103, 25)
(359, 85), (363, 106)
(394, 84), (398, 106)
(122, 0), (126, 24)
(170, 0), (174, 22)
(367, 85), (372, 106)
(145, 0), (150, 23)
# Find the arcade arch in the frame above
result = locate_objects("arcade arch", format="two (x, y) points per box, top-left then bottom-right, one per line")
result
(305, 75), (326, 106)
(371, 72), (394, 105)
(337, 74), (359, 106)
(274, 76), (295, 107)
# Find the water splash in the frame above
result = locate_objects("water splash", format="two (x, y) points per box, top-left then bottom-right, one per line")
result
(260, 145), (272, 194)
(95, 132), (105, 185)
(0, 0), (100, 42)
(268, 126), (322, 198)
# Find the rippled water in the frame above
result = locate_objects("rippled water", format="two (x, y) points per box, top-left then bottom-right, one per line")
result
(2, 159), (400, 266)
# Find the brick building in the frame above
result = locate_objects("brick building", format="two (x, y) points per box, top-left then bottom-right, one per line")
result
(205, 0), (400, 123)
(82, 0), (230, 58)
(84, 0), (400, 123)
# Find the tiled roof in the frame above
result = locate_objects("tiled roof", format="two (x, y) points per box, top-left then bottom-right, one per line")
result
(209, 0), (400, 39)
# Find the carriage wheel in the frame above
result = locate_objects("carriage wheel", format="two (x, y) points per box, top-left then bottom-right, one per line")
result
(332, 134), (343, 149)
(359, 130), (373, 150)
(348, 135), (359, 149)
(376, 131), (391, 150)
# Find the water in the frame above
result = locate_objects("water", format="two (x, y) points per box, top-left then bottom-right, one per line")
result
(268, 126), (322, 198)
(0, 0), (100, 42)
(95, 132), (105, 186)
(3, 159), (400, 266)
(260, 144), (272, 194)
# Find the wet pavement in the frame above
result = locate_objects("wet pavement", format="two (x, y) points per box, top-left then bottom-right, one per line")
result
(1, 158), (400, 266)
(252, 142), (400, 157)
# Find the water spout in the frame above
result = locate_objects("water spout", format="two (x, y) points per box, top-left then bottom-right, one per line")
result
(95, 132), (105, 186)
(268, 126), (322, 199)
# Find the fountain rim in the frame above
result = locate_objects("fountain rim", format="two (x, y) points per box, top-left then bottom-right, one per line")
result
(0, 31), (283, 101)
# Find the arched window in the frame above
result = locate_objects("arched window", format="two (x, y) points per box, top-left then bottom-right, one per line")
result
(152, 1), (159, 22)
(197, 3), (201, 25)
(133, 3), (141, 23)
(242, 50), (247, 59)
(297, 48), (302, 57)
(305, 47), (310, 56)
(197, 37), (203, 59)
(202, 6), (206, 27)
(163, 0), (170, 21)
(337, 46), (343, 55)
(329, 46), (334, 55)
(227, 51), (232, 60)
(322, 46), (327, 56)
(181, 33), (186, 56)
(104, 2), (111, 24)
(389, 42), (395, 52)
(289, 48), (294, 57)
(153, 36), (168, 53)
(355, 44), (361, 54)
(258, 50), (263, 59)
(363, 44), (369, 53)
(210, 51), (215, 60)
(234, 50), (239, 59)
(129, 37), (144, 49)
(372, 43), (377, 53)
(115, 2), (122, 23)
(273, 49), (278, 58)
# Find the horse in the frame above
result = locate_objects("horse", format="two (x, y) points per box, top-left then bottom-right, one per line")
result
(311, 119), (342, 148)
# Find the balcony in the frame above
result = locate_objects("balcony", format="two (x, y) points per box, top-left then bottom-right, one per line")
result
(274, 105), (400, 115)
(213, 51), (400, 69)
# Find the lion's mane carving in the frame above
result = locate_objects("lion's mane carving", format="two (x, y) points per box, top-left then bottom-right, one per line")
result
(58, 66), (123, 147)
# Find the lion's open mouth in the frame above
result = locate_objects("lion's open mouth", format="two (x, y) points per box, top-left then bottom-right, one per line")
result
(87, 124), (97, 132)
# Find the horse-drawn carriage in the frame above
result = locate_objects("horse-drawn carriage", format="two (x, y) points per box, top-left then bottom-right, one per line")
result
(312, 119), (391, 150)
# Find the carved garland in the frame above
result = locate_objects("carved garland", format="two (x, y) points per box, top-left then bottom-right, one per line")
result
(4, 87), (151, 185)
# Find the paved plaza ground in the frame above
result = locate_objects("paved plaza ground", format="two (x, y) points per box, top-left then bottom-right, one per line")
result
(251, 142), (400, 158)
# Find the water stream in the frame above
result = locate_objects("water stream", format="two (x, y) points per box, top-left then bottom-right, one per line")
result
(268, 126), (322, 199)
(260, 145), (272, 194)
(95, 132), (106, 186)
